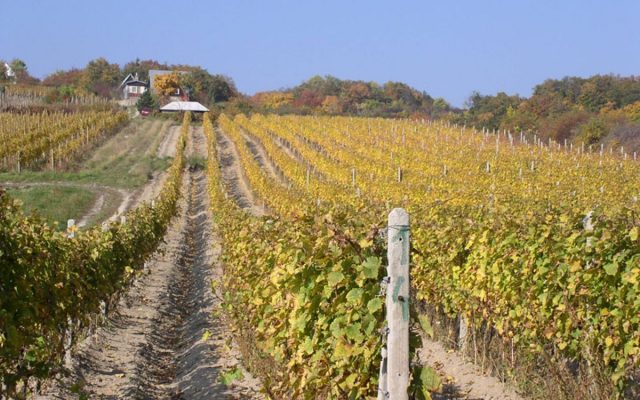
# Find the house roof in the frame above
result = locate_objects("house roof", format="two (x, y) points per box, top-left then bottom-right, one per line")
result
(159, 101), (209, 112)
(120, 73), (147, 88)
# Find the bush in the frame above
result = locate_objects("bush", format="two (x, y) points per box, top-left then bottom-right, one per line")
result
(136, 90), (158, 111)
(578, 117), (608, 144)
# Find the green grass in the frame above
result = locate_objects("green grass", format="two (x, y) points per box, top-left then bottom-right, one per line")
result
(7, 186), (95, 229)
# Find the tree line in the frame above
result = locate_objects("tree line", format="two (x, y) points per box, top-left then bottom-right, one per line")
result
(249, 75), (453, 119)
(455, 75), (640, 149)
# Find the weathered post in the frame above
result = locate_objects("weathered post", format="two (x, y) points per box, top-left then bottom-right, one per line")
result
(385, 208), (410, 399)
(67, 219), (76, 239)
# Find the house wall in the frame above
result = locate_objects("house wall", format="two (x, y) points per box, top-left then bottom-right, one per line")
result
(123, 85), (147, 99)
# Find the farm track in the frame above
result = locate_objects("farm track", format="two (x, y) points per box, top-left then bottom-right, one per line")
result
(37, 126), (262, 400)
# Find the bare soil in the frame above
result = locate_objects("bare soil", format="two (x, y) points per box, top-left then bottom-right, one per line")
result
(418, 332), (523, 400)
(156, 125), (182, 159)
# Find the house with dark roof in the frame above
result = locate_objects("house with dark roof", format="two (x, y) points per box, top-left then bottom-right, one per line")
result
(120, 73), (147, 100)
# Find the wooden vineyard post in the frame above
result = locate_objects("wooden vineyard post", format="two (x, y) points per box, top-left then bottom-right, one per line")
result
(67, 219), (76, 239)
(380, 208), (410, 399)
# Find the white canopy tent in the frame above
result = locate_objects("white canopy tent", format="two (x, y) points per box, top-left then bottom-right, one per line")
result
(159, 101), (209, 113)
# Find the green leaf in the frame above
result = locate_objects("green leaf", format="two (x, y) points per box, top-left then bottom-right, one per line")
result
(327, 271), (345, 287)
(604, 263), (618, 276)
(362, 256), (381, 279)
(219, 366), (244, 386)
(630, 227), (639, 241)
(418, 314), (434, 339)
(412, 365), (441, 397)
(346, 288), (364, 303)
(367, 298), (383, 314)
(345, 322), (364, 342)
(302, 337), (314, 355)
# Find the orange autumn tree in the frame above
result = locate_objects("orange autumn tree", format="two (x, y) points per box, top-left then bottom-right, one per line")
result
(154, 72), (182, 96)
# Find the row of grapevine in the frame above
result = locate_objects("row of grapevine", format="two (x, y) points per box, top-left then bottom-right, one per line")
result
(220, 113), (640, 397)
(0, 113), (191, 397)
(204, 115), (404, 398)
(0, 110), (127, 172)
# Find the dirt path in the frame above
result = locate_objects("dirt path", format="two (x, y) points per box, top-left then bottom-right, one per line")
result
(157, 125), (182, 158)
(418, 334), (523, 400)
(215, 128), (266, 216)
(37, 126), (262, 400)
(77, 192), (104, 227)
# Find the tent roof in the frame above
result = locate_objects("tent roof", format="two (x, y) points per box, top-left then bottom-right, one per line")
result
(159, 101), (209, 112)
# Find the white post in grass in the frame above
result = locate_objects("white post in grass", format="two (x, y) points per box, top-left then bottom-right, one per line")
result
(67, 219), (76, 239)
(385, 208), (410, 400)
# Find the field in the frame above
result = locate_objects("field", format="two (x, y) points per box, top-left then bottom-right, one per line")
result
(211, 114), (640, 399)
(1, 109), (639, 400)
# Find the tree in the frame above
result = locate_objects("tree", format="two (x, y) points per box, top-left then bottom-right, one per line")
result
(153, 72), (182, 96)
(622, 101), (640, 124)
(208, 75), (237, 103)
(251, 92), (293, 110)
(5, 59), (39, 84)
(81, 57), (121, 97)
(0, 61), (8, 83)
(42, 69), (84, 87)
(181, 70), (238, 104)
(578, 117), (608, 144)
(9, 58), (29, 82)
(121, 59), (169, 82)
(136, 90), (158, 111)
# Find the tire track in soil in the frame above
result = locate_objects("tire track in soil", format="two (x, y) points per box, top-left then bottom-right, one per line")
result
(37, 127), (262, 400)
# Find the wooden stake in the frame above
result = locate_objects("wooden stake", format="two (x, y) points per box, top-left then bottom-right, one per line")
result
(386, 209), (410, 400)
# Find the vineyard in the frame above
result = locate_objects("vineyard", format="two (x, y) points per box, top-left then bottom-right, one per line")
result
(209, 113), (640, 398)
(1, 109), (639, 399)
(0, 113), (188, 397)
(0, 111), (127, 171)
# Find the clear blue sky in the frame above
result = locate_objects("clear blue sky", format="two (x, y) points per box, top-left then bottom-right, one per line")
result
(1, 0), (638, 107)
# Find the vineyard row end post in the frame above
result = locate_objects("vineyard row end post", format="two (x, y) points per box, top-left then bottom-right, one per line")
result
(379, 208), (410, 399)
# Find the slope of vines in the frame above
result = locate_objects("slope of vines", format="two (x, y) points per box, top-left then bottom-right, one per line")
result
(205, 115), (403, 398)
(0, 110), (127, 171)
(221, 113), (640, 398)
(0, 113), (190, 397)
